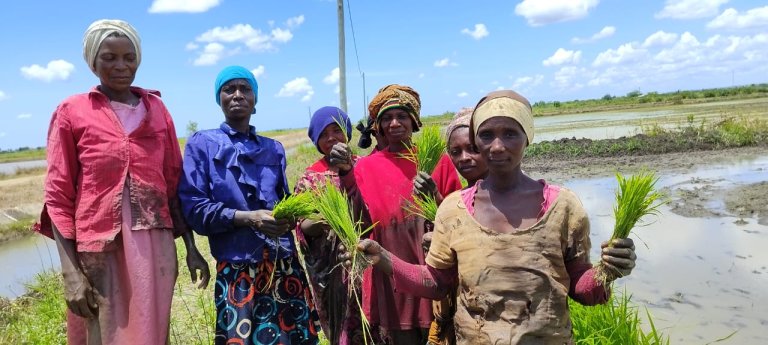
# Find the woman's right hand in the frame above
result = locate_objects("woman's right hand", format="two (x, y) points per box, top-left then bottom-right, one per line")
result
(328, 142), (353, 173)
(338, 239), (393, 274)
(238, 210), (292, 237)
(62, 270), (98, 319)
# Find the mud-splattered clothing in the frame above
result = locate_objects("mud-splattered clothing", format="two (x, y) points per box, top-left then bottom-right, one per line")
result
(52, 97), (180, 344)
(294, 157), (385, 345)
(340, 149), (462, 332)
(393, 181), (608, 345)
(38, 86), (187, 252)
(179, 123), (318, 345)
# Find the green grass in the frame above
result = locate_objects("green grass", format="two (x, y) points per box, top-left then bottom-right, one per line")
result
(570, 293), (669, 345)
(0, 217), (37, 243)
(0, 148), (46, 164)
(400, 125), (446, 174)
(0, 270), (67, 345)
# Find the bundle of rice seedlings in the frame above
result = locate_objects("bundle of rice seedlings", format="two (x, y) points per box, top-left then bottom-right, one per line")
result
(271, 192), (317, 223)
(312, 179), (376, 344)
(403, 191), (438, 221)
(596, 169), (666, 285)
(401, 125), (446, 174)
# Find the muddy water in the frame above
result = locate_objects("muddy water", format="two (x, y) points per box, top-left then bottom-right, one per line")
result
(0, 234), (59, 298)
(568, 154), (768, 344)
(0, 159), (46, 174)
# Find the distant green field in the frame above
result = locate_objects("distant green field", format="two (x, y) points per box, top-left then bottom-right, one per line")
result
(0, 148), (46, 163)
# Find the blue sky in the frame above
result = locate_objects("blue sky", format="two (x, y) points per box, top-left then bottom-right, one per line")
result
(1, 0), (766, 150)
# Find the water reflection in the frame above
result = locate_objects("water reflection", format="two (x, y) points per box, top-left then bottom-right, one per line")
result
(0, 234), (59, 298)
(0, 160), (46, 174)
(566, 155), (768, 344)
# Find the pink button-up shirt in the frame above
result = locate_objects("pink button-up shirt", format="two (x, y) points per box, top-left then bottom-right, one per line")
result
(37, 86), (188, 252)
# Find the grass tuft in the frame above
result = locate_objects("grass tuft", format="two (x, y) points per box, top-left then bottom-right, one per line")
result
(403, 192), (438, 222)
(272, 192), (317, 223)
(312, 179), (375, 344)
(400, 125), (446, 174)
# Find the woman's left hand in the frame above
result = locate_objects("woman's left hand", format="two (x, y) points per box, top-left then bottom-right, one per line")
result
(600, 238), (637, 281)
(413, 171), (438, 197)
(185, 246), (211, 289)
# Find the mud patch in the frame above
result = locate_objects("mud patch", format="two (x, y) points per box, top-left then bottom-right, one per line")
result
(724, 182), (768, 226)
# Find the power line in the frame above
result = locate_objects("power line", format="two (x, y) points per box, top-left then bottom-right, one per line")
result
(345, 0), (367, 115)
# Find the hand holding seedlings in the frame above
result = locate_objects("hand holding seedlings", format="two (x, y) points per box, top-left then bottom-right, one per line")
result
(328, 142), (354, 172)
(338, 239), (393, 275)
(413, 171), (439, 198)
(599, 238), (637, 281)
(299, 218), (330, 237)
(235, 209), (291, 237)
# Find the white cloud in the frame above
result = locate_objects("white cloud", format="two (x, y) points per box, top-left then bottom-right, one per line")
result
(655, 0), (729, 19)
(418, 73), (425, 79)
(193, 43), (226, 66)
(571, 26), (615, 44)
(457, 92), (469, 98)
(512, 75), (544, 89)
(592, 43), (646, 67)
(323, 67), (340, 84)
(707, 6), (768, 30)
(277, 77), (314, 102)
(0, 132), (5, 138)
(250, 65), (265, 78)
(286, 15), (305, 28)
(543, 48), (582, 66)
(515, 0), (600, 26)
(434, 58), (458, 67)
(20, 60), (75, 82)
(461, 24), (489, 40)
(17, 113), (32, 119)
(0, 91), (6, 101)
(190, 20), (300, 65)
(549, 30), (768, 97)
(643, 30), (679, 47)
(271, 28), (293, 43)
(149, 0), (221, 13)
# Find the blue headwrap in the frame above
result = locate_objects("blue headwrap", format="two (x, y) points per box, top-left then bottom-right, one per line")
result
(308, 106), (352, 154)
(215, 66), (259, 113)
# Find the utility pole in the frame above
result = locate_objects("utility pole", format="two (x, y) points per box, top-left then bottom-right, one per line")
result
(337, 0), (347, 113)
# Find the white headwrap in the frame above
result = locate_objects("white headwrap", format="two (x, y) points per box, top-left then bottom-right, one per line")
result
(82, 19), (141, 73)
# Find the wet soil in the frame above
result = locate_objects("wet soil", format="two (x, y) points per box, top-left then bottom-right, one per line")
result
(525, 146), (768, 224)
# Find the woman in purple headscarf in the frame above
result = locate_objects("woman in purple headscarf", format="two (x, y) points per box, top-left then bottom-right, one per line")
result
(293, 106), (384, 344)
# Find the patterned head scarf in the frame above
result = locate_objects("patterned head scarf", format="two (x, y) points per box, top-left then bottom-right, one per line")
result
(445, 107), (474, 140)
(308, 106), (353, 154)
(367, 84), (422, 134)
(469, 90), (534, 145)
(214, 65), (259, 113)
(82, 19), (141, 74)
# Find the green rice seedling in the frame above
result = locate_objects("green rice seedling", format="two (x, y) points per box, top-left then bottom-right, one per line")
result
(271, 192), (317, 223)
(403, 191), (439, 222)
(400, 124), (446, 174)
(610, 170), (666, 240)
(596, 169), (666, 284)
(312, 179), (376, 344)
(569, 292), (669, 344)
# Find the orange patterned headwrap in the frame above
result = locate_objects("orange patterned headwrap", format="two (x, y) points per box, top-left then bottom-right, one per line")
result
(368, 84), (422, 134)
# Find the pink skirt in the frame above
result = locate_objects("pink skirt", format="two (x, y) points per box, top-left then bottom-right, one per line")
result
(66, 187), (178, 345)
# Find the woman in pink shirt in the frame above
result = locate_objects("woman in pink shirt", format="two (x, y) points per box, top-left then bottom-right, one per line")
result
(37, 19), (209, 345)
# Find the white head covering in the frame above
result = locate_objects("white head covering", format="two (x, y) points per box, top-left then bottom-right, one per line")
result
(82, 19), (141, 73)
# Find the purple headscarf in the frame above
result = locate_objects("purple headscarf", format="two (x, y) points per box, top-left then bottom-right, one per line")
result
(308, 106), (352, 154)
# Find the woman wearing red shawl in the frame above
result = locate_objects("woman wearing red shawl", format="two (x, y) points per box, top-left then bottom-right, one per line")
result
(294, 106), (383, 345)
(328, 84), (462, 343)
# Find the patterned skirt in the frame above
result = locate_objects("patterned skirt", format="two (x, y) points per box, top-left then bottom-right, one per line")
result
(214, 251), (320, 345)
